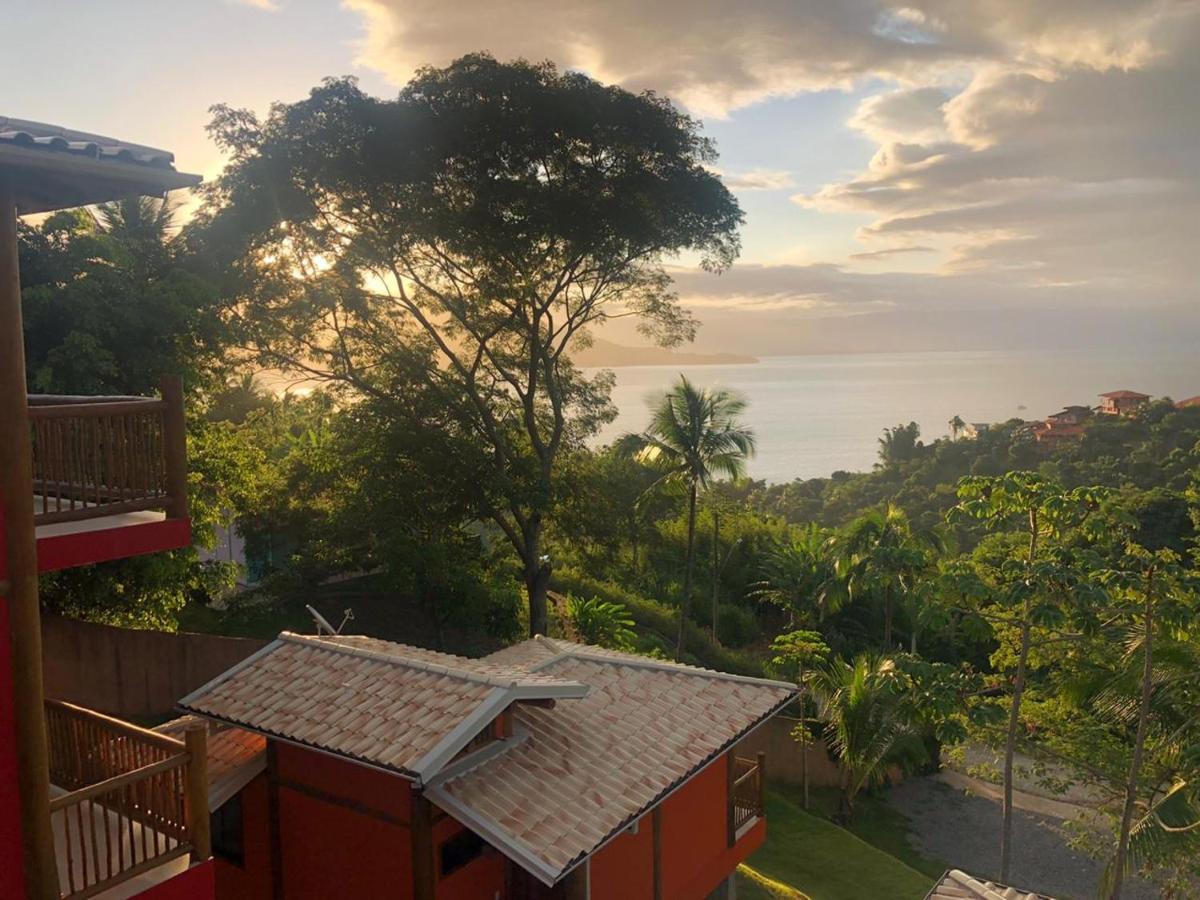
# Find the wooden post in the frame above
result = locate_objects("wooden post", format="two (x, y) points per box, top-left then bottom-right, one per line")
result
(725, 750), (736, 847)
(411, 790), (435, 900)
(0, 178), (59, 899)
(159, 375), (188, 520)
(184, 725), (211, 862)
(652, 806), (663, 900)
(756, 751), (767, 815)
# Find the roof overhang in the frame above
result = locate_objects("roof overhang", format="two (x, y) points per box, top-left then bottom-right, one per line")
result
(0, 142), (200, 214)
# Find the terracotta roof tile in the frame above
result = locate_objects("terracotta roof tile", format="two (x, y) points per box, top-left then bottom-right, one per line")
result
(178, 633), (587, 778)
(155, 716), (266, 811)
(428, 637), (795, 884)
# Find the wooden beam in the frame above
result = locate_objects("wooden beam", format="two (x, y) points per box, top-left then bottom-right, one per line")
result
(411, 791), (435, 900)
(0, 177), (59, 899)
(652, 806), (663, 900)
(160, 375), (188, 520)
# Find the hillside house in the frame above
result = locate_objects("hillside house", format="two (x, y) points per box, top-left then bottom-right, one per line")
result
(1045, 405), (1092, 426)
(1098, 390), (1150, 416)
(176, 632), (796, 900)
(1175, 396), (1200, 409)
(0, 117), (211, 899)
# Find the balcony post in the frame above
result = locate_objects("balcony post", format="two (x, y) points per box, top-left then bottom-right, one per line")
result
(184, 724), (211, 862)
(756, 750), (767, 815)
(160, 375), (188, 520)
(0, 178), (60, 898)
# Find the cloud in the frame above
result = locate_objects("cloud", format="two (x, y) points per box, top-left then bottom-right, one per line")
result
(719, 169), (796, 191)
(849, 245), (935, 261)
(227, 0), (281, 9)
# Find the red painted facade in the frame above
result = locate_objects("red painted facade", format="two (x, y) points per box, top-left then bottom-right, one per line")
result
(132, 861), (216, 899)
(215, 741), (763, 900)
(0, 514), (192, 579)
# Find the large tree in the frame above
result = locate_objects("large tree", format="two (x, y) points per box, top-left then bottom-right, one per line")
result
(194, 55), (742, 636)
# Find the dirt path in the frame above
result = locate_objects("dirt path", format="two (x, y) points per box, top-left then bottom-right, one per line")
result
(887, 778), (1160, 900)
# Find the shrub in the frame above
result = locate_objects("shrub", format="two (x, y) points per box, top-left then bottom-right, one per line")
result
(566, 595), (636, 650)
(717, 603), (759, 648)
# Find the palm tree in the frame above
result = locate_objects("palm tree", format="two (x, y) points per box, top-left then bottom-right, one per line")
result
(949, 415), (966, 440)
(814, 654), (927, 821)
(626, 376), (755, 659)
(836, 505), (939, 649)
(750, 524), (847, 626)
(876, 422), (922, 467)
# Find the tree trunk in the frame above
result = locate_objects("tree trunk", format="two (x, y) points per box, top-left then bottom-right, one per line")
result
(525, 524), (552, 637)
(711, 509), (720, 642)
(675, 482), (698, 660)
(1001, 615), (1031, 883)
(800, 660), (810, 810)
(1111, 580), (1155, 900)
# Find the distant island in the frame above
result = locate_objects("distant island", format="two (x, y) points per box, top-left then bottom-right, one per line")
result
(573, 338), (758, 367)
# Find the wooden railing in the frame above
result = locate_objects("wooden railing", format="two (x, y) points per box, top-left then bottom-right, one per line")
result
(28, 376), (187, 526)
(45, 699), (210, 899)
(728, 752), (766, 843)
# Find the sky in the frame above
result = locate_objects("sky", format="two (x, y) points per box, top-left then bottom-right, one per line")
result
(6, 0), (1199, 356)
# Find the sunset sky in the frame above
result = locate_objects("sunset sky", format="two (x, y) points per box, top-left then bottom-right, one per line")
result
(8, 0), (1198, 355)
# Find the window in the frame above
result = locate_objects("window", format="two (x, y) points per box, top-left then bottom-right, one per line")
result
(210, 793), (245, 866)
(439, 829), (486, 877)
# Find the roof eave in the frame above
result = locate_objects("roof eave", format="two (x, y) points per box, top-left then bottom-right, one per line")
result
(1, 143), (201, 214)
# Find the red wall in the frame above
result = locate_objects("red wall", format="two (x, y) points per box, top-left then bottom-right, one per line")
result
(217, 742), (505, 900)
(589, 753), (764, 900)
(134, 860), (215, 899)
(214, 774), (273, 900)
(0, 596), (27, 899)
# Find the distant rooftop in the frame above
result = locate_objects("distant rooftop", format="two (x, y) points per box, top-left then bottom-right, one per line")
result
(1099, 390), (1150, 400)
(0, 116), (200, 214)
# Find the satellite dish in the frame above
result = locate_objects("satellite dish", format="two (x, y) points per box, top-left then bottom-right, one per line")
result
(306, 605), (338, 635)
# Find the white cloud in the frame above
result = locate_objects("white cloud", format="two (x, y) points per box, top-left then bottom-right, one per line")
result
(227, 0), (281, 10)
(720, 169), (796, 191)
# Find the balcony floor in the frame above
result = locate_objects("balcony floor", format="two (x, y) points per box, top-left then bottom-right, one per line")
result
(35, 495), (167, 539)
(51, 786), (188, 899)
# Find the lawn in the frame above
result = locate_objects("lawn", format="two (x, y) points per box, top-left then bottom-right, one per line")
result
(736, 790), (936, 900)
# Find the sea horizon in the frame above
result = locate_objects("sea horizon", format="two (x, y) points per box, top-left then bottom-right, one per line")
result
(590, 347), (1200, 483)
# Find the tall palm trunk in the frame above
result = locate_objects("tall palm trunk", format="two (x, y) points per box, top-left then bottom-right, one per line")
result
(1111, 578), (1155, 900)
(676, 481), (698, 659)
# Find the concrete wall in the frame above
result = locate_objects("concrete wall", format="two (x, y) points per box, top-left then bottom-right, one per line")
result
(41, 616), (266, 718)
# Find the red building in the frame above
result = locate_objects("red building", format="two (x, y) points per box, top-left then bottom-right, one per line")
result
(176, 633), (795, 899)
(0, 118), (210, 899)
(1098, 390), (1150, 416)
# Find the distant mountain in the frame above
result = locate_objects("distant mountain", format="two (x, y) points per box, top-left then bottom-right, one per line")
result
(573, 338), (758, 367)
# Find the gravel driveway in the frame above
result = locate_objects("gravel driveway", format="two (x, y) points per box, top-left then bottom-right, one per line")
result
(887, 778), (1160, 900)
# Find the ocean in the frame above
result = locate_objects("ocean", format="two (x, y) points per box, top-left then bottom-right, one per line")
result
(591, 348), (1200, 484)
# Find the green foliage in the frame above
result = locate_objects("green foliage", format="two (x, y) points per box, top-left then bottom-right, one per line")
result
(565, 595), (637, 650)
(717, 603), (760, 648)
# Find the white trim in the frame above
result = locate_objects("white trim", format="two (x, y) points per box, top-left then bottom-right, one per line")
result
(410, 687), (512, 782)
(525, 642), (795, 690)
(177, 639), (283, 707)
(424, 728), (529, 789)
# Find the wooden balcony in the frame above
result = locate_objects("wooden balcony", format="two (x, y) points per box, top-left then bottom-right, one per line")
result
(1, 377), (192, 576)
(45, 699), (210, 899)
(728, 752), (766, 843)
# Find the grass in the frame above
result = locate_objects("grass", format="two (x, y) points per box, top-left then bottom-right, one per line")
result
(737, 790), (936, 900)
(806, 787), (946, 880)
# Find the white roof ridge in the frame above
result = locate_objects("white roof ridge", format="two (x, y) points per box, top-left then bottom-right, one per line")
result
(281, 632), (586, 691)
(526, 640), (795, 690)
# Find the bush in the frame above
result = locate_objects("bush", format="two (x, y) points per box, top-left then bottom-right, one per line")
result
(717, 603), (759, 648)
(566, 595), (636, 650)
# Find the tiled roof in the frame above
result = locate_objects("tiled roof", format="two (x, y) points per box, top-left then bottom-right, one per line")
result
(0, 117), (177, 169)
(0, 116), (200, 214)
(427, 636), (796, 885)
(177, 632), (588, 780)
(1100, 390), (1150, 399)
(1175, 395), (1200, 408)
(926, 869), (1051, 900)
(155, 716), (266, 811)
